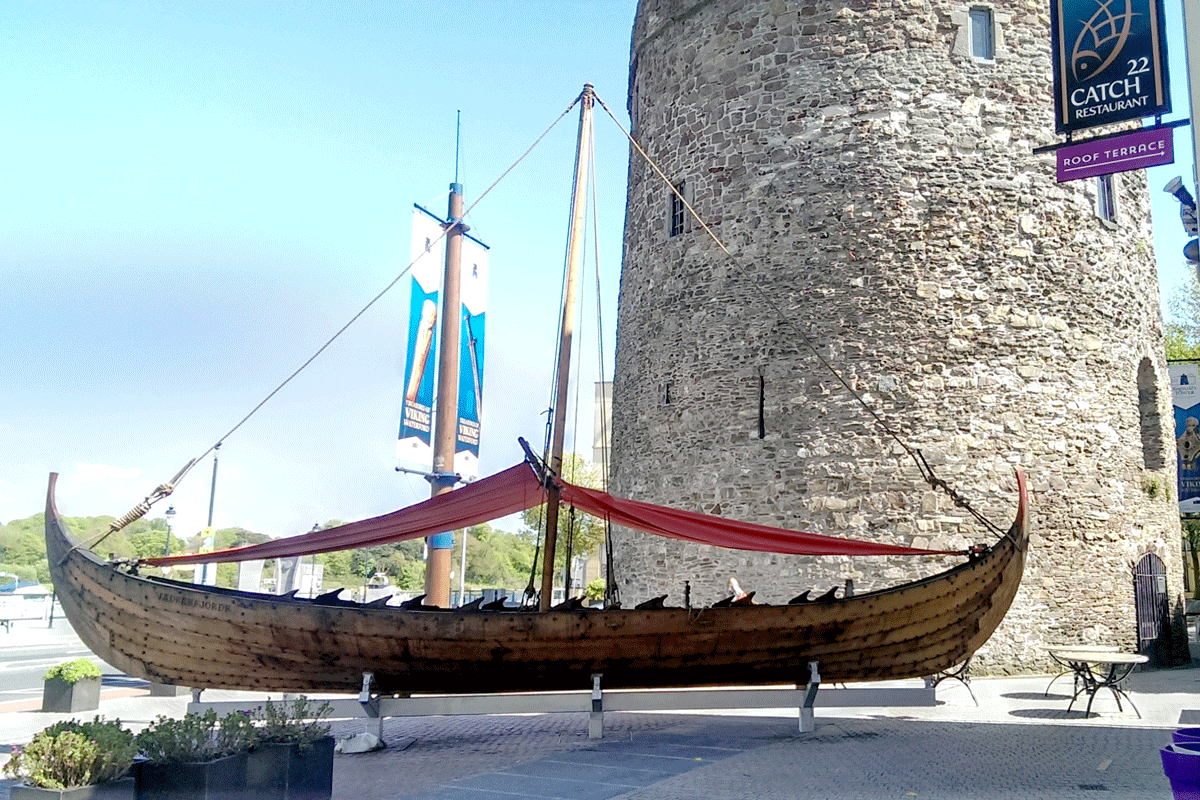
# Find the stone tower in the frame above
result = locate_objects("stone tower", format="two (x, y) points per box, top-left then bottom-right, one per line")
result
(610, 0), (1184, 673)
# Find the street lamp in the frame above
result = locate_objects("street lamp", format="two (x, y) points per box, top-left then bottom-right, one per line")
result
(163, 505), (176, 556)
(310, 523), (319, 598)
(1164, 177), (1200, 273)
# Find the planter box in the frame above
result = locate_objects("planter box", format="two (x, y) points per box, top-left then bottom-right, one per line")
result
(135, 751), (248, 800)
(41, 676), (100, 713)
(1161, 744), (1200, 800)
(246, 737), (334, 800)
(10, 777), (135, 800)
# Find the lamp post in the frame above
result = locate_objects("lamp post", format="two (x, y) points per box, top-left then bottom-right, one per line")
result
(1164, 177), (1200, 276)
(163, 505), (176, 556)
(310, 523), (319, 598)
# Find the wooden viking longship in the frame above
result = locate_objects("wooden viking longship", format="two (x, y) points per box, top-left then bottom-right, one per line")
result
(44, 85), (1030, 695)
(45, 463), (1027, 694)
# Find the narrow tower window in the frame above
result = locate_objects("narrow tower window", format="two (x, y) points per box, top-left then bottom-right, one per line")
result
(969, 8), (994, 60)
(669, 181), (687, 237)
(1096, 174), (1118, 226)
(757, 374), (766, 439)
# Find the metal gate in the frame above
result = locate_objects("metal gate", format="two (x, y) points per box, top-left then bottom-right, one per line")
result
(1134, 553), (1168, 665)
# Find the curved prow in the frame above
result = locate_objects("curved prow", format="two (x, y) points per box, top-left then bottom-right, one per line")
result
(45, 471), (82, 598)
(1011, 468), (1029, 552)
(44, 472), (141, 679)
(44, 472), (78, 566)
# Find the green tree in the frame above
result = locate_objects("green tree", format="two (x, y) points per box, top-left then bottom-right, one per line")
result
(1168, 276), (1200, 600)
(444, 523), (536, 590)
(1165, 275), (1200, 360)
(1184, 519), (1200, 600)
(519, 454), (606, 572)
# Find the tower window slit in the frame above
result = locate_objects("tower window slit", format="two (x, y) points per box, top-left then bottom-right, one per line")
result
(758, 375), (765, 439)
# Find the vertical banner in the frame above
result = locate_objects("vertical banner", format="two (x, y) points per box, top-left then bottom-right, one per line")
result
(455, 235), (489, 479)
(397, 208), (445, 465)
(1050, 0), (1170, 134)
(276, 556), (301, 594)
(193, 531), (218, 586)
(1172, 364), (1200, 512)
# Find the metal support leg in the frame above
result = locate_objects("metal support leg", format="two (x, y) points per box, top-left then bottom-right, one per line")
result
(359, 671), (382, 739)
(589, 673), (604, 740)
(800, 661), (820, 733)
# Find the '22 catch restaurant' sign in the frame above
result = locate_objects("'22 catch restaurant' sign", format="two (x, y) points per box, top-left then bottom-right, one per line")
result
(1050, 0), (1170, 135)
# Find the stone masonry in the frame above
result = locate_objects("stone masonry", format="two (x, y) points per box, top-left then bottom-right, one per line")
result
(609, 0), (1184, 674)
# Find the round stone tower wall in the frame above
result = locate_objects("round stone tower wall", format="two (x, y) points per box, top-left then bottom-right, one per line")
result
(610, 0), (1184, 674)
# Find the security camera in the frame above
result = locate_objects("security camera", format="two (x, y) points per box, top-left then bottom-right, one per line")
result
(1165, 176), (1196, 209)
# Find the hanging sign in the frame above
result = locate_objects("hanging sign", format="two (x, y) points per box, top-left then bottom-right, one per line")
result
(1050, 0), (1170, 134)
(1055, 125), (1173, 181)
(397, 208), (444, 466)
(1172, 364), (1200, 513)
(454, 236), (488, 480)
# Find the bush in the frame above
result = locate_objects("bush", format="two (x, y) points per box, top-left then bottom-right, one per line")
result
(3, 717), (135, 789)
(584, 577), (606, 601)
(44, 658), (102, 684)
(256, 698), (333, 752)
(136, 710), (258, 764)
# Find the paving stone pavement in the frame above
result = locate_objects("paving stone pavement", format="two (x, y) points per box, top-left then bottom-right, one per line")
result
(3, 665), (1199, 800)
(345, 713), (1178, 800)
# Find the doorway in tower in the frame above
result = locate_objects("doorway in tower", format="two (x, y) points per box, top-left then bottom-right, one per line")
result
(1134, 552), (1169, 665)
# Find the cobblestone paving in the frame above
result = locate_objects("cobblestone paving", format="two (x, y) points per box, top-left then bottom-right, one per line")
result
(4, 666), (1197, 800)
(333, 713), (1179, 800)
(594, 718), (1173, 800)
(331, 711), (691, 800)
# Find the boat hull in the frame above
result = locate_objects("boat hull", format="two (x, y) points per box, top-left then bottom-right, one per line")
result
(45, 473), (1028, 693)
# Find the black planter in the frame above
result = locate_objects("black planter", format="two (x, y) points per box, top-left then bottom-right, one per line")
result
(41, 676), (100, 713)
(245, 737), (334, 800)
(135, 751), (248, 800)
(10, 777), (135, 800)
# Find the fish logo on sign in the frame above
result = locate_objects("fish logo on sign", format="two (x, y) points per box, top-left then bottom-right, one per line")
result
(1070, 0), (1138, 82)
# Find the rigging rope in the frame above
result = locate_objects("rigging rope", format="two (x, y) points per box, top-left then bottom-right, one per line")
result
(590, 92), (1005, 539)
(105, 93), (584, 538)
(587, 138), (621, 606)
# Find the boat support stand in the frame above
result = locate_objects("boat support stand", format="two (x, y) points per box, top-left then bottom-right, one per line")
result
(189, 665), (937, 741)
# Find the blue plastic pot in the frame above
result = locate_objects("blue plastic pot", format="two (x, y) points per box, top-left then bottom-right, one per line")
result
(1176, 729), (1200, 744)
(1161, 744), (1200, 800)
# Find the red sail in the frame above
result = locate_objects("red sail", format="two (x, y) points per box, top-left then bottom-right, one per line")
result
(144, 463), (544, 567)
(144, 462), (960, 567)
(555, 480), (959, 557)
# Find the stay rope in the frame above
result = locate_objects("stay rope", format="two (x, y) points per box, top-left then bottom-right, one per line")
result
(97, 82), (1004, 562)
(97, 93), (584, 550)
(590, 93), (1005, 539)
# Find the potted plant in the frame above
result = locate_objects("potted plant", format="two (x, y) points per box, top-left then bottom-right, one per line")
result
(3, 717), (137, 799)
(134, 709), (258, 800)
(41, 659), (102, 713)
(246, 698), (334, 800)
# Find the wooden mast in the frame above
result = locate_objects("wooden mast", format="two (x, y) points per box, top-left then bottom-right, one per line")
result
(538, 84), (595, 611)
(424, 183), (467, 608)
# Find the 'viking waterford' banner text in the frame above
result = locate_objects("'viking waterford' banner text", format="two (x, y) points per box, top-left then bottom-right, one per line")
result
(1050, 0), (1170, 134)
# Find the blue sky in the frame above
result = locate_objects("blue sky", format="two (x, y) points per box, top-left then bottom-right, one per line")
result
(1, 1), (633, 538)
(1146, 0), (1196, 316)
(1, 1), (1196, 541)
